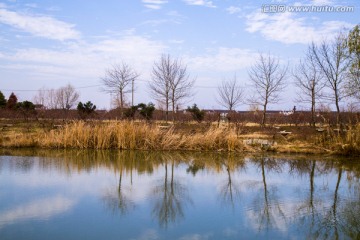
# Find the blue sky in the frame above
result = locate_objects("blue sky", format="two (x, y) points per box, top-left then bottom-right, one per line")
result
(0, 0), (358, 110)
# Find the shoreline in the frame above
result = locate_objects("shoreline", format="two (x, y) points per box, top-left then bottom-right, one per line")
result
(1, 120), (358, 156)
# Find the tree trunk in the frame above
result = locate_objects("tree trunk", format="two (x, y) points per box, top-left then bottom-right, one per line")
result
(311, 88), (316, 127)
(165, 98), (169, 123)
(172, 97), (175, 123)
(335, 98), (341, 127)
(131, 79), (134, 106)
(262, 102), (267, 127)
(120, 90), (124, 118)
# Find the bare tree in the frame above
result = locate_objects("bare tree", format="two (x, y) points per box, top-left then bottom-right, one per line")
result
(217, 75), (244, 111)
(34, 86), (78, 110)
(248, 53), (287, 126)
(56, 84), (80, 110)
(312, 33), (350, 125)
(293, 44), (325, 127)
(111, 94), (130, 109)
(101, 63), (139, 111)
(149, 54), (194, 122)
(33, 87), (55, 109)
(47, 88), (60, 109)
(33, 87), (47, 108)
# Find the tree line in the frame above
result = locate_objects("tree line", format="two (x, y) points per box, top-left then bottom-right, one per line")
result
(1, 25), (359, 126)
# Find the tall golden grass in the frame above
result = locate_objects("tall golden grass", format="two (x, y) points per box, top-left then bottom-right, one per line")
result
(1, 121), (245, 152)
(318, 124), (360, 155)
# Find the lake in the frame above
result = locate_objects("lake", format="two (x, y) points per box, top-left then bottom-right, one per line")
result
(0, 150), (359, 240)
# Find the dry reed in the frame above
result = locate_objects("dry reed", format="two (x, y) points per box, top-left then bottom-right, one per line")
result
(317, 124), (360, 155)
(24, 121), (246, 152)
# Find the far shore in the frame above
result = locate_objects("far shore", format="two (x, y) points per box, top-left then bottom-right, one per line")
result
(0, 119), (359, 156)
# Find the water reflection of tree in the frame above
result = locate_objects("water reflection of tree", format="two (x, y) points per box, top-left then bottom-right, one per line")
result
(102, 153), (135, 215)
(329, 164), (360, 240)
(4, 149), (360, 238)
(249, 156), (285, 232)
(151, 155), (191, 228)
(15, 157), (35, 172)
(218, 154), (246, 209)
(186, 162), (205, 176)
(314, 164), (343, 240)
(289, 159), (323, 239)
(290, 158), (360, 240)
(338, 186), (360, 239)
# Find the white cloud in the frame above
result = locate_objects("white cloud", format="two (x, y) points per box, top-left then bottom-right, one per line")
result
(246, 10), (353, 44)
(142, 0), (167, 3)
(186, 47), (258, 72)
(0, 34), (166, 80)
(141, 19), (170, 26)
(167, 10), (184, 18)
(223, 227), (238, 237)
(183, 0), (216, 8)
(88, 35), (166, 65)
(246, 207), (288, 233)
(144, 4), (161, 10)
(131, 229), (159, 240)
(142, 0), (168, 10)
(0, 7), (80, 41)
(169, 39), (184, 44)
(0, 196), (76, 228)
(141, 10), (184, 26)
(178, 233), (213, 240)
(24, 3), (38, 8)
(226, 6), (242, 14)
(311, 0), (334, 5)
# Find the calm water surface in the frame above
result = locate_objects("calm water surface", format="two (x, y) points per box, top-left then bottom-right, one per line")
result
(0, 150), (359, 240)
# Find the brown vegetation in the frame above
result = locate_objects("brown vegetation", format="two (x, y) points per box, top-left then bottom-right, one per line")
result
(0, 121), (245, 152)
(317, 124), (360, 155)
(1, 119), (360, 156)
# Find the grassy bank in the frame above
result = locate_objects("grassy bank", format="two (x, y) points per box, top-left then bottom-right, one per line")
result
(1, 120), (359, 155)
(0, 121), (244, 152)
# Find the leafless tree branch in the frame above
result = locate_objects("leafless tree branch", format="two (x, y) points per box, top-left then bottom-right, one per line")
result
(149, 54), (194, 122)
(217, 75), (244, 111)
(293, 44), (326, 126)
(248, 53), (287, 126)
(311, 33), (350, 125)
(101, 62), (139, 110)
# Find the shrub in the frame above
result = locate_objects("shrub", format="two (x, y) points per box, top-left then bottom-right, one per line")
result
(187, 104), (205, 122)
(124, 106), (138, 119)
(138, 103), (155, 120)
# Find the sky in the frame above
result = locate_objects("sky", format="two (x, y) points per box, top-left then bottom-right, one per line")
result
(0, 0), (358, 110)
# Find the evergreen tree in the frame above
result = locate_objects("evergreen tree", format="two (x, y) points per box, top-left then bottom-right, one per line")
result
(187, 104), (205, 123)
(77, 101), (96, 119)
(137, 103), (155, 120)
(17, 101), (35, 110)
(6, 92), (18, 109)
(0, 91), (6, 108)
